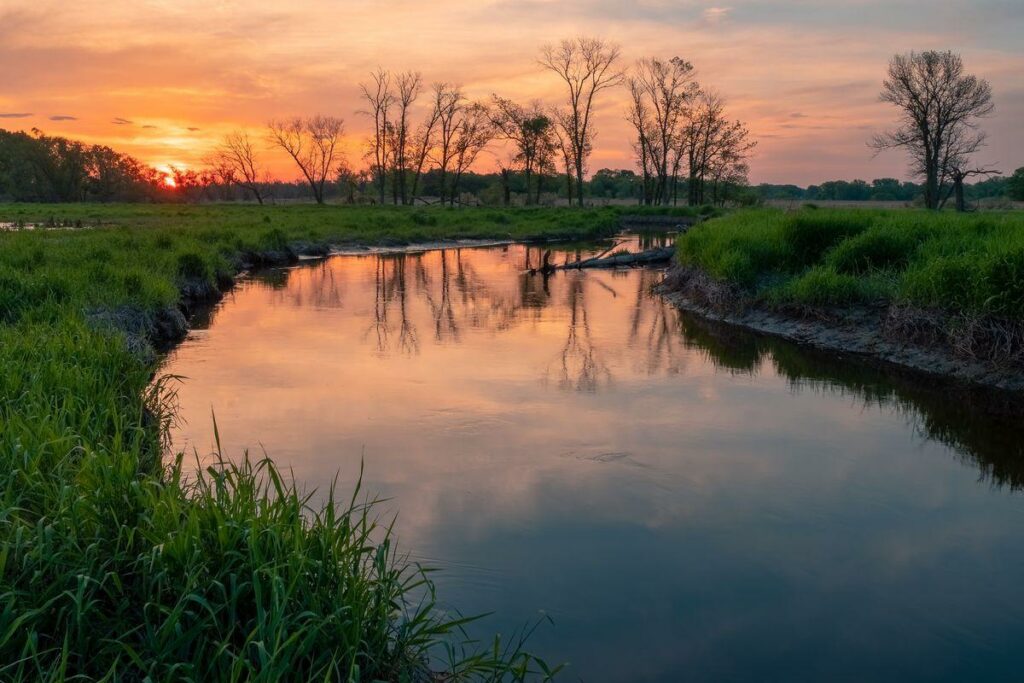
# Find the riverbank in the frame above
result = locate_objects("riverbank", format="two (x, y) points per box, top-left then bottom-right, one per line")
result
(0, 203), (628, 680)
(661, 208), (1024, 396)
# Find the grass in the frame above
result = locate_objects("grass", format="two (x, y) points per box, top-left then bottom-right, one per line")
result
(0, 203), (630, 681)
(677, 208), (1024, 317)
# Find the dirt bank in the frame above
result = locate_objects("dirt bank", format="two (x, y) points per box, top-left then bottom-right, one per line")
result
(657, 264), (1024, 394)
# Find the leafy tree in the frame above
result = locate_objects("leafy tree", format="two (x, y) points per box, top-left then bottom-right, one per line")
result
(1008, 168), (1024, 201)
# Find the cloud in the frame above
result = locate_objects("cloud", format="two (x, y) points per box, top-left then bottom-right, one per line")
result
(111, 117), (133, 125)
(141, 124), (157, 129)
(790, 112), (808, 119)
(0, 112), (32, 118)
(49, 114), (77, 121)
(186, 126), (200, 131)
(702, 6), (731, 23)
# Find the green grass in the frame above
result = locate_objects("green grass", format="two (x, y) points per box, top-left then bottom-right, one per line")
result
(0, 203), (613, 681)
(677, 208), (1024, 317)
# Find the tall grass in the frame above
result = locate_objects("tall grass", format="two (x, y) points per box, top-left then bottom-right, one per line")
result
(0, 204), (587, 681)
(677, 208), (1024, 316)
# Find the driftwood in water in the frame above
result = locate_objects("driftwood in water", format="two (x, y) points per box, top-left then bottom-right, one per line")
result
(558, 246), (675, 270)
(529, 247), (674, 274)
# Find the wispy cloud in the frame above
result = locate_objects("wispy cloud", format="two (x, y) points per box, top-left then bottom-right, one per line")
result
(702, 7), (731, 24)
(112, 117), (133, 125)
(0, 112), (32, 118)
(49, 114), (77, 121)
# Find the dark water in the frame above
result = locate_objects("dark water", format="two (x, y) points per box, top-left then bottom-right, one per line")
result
(163, 238), (1024, 682)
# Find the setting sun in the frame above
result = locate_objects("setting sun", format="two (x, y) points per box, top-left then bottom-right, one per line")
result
(162, 175), (176, 188)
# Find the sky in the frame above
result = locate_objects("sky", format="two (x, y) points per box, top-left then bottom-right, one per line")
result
(0, 0), (1021, 185)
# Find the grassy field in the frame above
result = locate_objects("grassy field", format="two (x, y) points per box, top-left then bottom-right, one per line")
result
(0, 202), (683, 681)
(677, 208), (1024, 319)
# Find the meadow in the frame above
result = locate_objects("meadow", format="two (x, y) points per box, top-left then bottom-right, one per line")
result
(0, 202), (707, 681)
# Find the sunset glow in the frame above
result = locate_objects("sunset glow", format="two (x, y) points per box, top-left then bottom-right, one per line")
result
(1, 1), (1021, 184)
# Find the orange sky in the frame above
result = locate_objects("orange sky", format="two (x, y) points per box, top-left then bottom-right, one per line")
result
(1, 0), (1021, 185)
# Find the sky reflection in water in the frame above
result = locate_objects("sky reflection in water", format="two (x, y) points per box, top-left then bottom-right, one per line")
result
(163, 241), (1024, 682)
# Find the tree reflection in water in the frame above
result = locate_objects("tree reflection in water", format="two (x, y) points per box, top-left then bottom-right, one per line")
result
(215, 241), (1024, 491)
(678, 310), (1024, 490)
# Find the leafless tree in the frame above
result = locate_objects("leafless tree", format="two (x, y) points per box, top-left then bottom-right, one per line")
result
(539, 36), (624, 207)
(682, 91), (755, 206)
(267, 116), (345, 204)
(360, 69), (395, 204)
(626, 79), (656, 204)
(388, 71), (422, 205)
(449, 102), (494, 206)
(208, 131), (268, 204)
(626, 56), (697, 205)
(429, 83), (465, 205)
(407, 83), (448, 203)
(871, 50), (994, 210)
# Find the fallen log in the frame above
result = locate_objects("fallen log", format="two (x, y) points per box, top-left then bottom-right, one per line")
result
(556, 246), (675, 270)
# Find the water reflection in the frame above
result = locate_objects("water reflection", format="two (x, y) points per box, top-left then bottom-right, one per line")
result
(164, 241), (1024, 682)
(679, 312), (1024, 489)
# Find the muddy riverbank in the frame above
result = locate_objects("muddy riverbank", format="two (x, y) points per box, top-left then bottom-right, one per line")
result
(657, 264), (1024, 400)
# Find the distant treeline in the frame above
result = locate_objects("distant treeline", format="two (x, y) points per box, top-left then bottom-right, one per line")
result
(3, 126), (1021, 206)
(0, 128), (179, 203)
(754, 176), (1019, 203)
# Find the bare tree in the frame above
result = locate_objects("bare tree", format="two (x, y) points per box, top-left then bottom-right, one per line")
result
(360, 69), (394, 204)
(626, 57), (697, 205)
(448, 103), (494, 206)
(871, 50), (994, 210)
(682, 91), (755, 206)
(540, 36), (624, 207)
(208, 131), (267, 204)
(267, 116), (345, 204)
(389, 71), (422, 205)
(407, 83), (448, 203)
(626, 79), (656, 205)
(429, 83), (465, 205)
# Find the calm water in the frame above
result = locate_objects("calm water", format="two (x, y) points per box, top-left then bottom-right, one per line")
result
(163, 239), (1024, 682)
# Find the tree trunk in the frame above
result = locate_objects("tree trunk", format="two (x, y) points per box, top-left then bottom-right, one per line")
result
(954, 173), (966, 212)
(575, 158), (585, 207)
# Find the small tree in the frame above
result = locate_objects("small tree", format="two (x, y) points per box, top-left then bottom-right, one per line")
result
(490, 96), (556, 205)
(1006, 167), (1024, 201)
(267, 116), (345, 204)
(540, 36), (624, 207)
(872, 50), (994, 210)
(209, 131), (267, 204)
(626, 56), (697, 205)
(359, 69), (394, 205)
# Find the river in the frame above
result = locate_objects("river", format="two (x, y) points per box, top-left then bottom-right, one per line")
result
(162, 237), (1024, 682)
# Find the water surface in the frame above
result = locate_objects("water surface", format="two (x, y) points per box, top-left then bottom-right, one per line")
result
(163, 240), (1024, 682)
